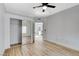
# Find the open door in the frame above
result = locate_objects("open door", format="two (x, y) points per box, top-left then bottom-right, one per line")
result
(10, 18), (22, 46)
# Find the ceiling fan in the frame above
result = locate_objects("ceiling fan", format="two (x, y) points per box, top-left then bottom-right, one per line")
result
(33, 3), (56, 12)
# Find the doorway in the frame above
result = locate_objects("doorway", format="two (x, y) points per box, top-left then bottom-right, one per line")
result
(34, 22), (43, 42)
(10, 18), (34, 47)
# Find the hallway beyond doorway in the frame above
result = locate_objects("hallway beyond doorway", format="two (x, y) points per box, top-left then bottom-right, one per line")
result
(34, 22), (43, 41)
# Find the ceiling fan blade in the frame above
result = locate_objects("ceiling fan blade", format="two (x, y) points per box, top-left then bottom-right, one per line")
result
(33, 5), (43, 9)
(47, 5), (56, 8)
(42, 3), (48, 6)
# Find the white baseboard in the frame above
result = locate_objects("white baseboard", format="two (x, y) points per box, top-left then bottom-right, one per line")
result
(45, 39), (79, 52)
(0, 49), (5, 56)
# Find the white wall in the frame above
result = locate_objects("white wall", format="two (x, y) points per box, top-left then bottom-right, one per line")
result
(0, 4), (5, 55)
(43, 5), (79, 51)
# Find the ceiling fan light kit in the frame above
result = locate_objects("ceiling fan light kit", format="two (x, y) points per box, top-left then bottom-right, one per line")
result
(42, 6), (47, 9)
(33, 3), (56, 12)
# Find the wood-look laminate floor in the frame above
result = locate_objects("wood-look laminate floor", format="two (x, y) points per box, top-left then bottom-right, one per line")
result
(3, 37), (79, 56)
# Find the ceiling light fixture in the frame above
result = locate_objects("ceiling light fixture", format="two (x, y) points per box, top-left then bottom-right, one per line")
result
(42, 6), (47, 10)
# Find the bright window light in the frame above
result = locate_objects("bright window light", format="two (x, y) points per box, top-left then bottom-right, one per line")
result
(22, 26), (27, 33)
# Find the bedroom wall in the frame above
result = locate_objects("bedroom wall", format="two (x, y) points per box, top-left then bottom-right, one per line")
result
(43, 5), (79, 51)
(0, 4), (5, 55)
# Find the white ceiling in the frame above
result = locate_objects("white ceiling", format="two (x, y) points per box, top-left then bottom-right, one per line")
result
(4, 3), (79, 18)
